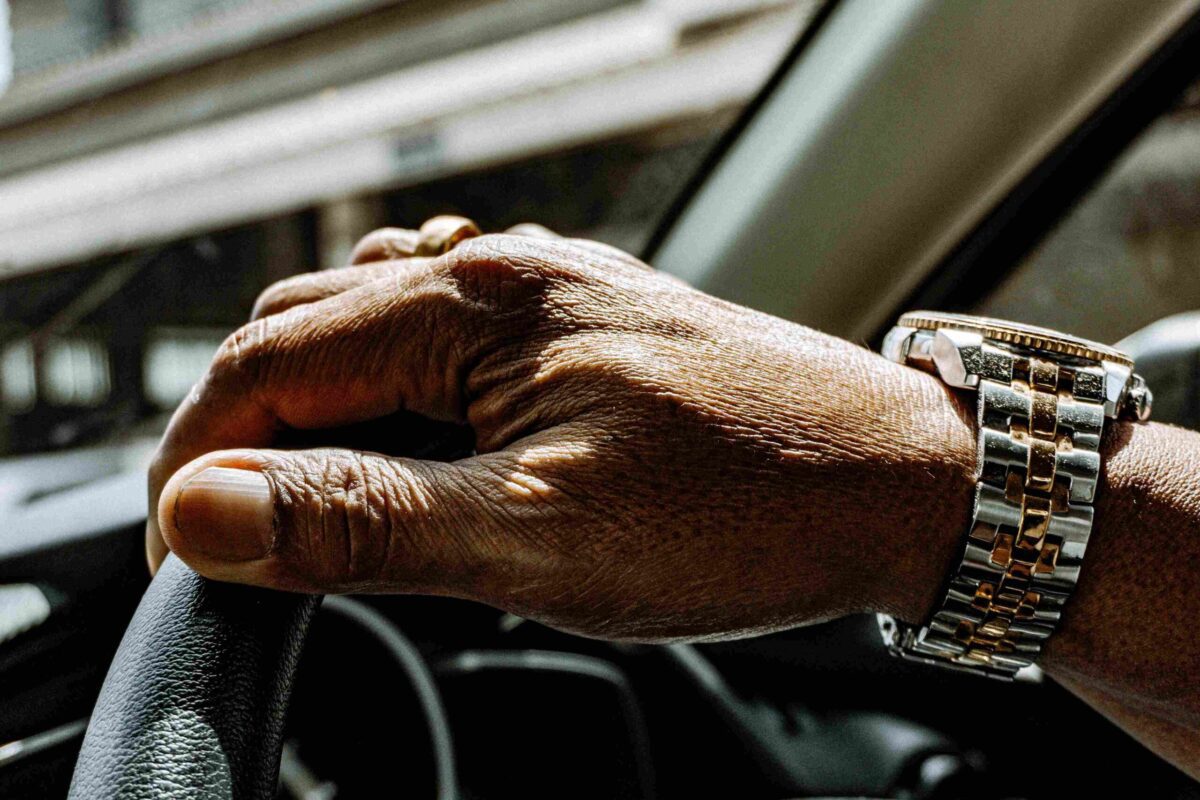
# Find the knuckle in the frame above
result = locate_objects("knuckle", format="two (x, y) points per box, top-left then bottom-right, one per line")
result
(213, 318), (272, 389)
(250, 279), (297, 320)
(269, 452), (435, 588)
(445, 234), (589, 311)
(371, 459), (470, 580)
(251, 268), (399, 321)
(250, 273), (335, 320)
(351, 227), (417, 263)
(268, 451), (362, 586)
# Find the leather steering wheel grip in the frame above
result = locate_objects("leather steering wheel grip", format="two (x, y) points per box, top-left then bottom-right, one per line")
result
(69, 554), (321, 799)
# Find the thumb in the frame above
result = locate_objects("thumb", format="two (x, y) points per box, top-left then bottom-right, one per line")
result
(157, 447), (516, 595)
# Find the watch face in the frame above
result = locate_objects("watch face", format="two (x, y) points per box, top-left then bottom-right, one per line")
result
(898, 311), (1134, 368)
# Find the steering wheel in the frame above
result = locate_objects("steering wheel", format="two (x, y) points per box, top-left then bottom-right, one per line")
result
(67, 555), (320, 799)
(66, 415), (471, 798)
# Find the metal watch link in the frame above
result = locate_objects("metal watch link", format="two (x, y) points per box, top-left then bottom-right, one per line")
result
(876, 311), (1152, 681)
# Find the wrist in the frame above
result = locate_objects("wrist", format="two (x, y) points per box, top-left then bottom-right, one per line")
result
(731, 327), (976, 626)
(1040, 421), (1199, 677)
(863, 360), (976, 624)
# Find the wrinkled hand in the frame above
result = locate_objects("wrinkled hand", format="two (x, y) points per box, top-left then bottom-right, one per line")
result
(148, 225), (975, 641)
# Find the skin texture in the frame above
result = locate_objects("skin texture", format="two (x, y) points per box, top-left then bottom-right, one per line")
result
(1042, 421), (1200, 780)
(148, 227), (1200, 779)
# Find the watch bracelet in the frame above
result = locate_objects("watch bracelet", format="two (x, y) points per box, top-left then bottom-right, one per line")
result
(878, 335), (1108, 680)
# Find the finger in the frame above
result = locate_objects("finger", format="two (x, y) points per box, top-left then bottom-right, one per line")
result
(147, 246), (508, 570)
(347, 227), (419, 265)
(250, 258), (433, 320)
(351, 222), (650, 273)
(157, 446), (547, 596)
(352, 221), (542, 266)
(505, 222), (561, 239)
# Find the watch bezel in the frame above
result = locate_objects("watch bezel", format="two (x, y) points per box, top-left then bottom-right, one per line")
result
(897, 311), (1134, 369)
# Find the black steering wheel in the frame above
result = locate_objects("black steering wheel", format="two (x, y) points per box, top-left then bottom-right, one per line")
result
(67, 415), (471, 798)
(67, 555), (320, 799)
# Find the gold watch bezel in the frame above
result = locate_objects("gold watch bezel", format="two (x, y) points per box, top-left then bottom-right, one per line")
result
(898, 311), (1134, 369)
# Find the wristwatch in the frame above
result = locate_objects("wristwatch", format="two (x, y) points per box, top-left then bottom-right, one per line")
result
(876, 311), (1152, 680)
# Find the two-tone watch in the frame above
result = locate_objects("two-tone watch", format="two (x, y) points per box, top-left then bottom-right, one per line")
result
(877, 311), (1152, 680)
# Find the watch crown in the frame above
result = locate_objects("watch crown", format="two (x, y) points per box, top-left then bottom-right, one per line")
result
(1121, 376), (1152, 421)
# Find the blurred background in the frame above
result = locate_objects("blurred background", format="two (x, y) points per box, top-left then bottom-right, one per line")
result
(0, 0), (814, 462)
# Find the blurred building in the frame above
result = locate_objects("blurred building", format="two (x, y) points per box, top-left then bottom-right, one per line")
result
(0, 0), (814, 455)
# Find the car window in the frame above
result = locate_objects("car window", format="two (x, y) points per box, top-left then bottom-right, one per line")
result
(0, 0), (821, 458)
(974, 81), (1200, 344)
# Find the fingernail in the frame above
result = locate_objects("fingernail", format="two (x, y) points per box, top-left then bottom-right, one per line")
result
(174, 467), (274, 561)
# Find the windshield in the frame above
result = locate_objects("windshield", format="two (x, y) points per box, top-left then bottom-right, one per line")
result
(0, 0), (820, 460)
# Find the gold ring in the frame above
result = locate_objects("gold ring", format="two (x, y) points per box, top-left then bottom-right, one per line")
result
(415, 215), (482, 256)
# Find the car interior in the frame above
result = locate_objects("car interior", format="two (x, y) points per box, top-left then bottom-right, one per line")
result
(3, 1), (1200, 798)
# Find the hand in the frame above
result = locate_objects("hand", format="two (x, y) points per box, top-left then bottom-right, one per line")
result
(148, 225), (975, 641)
